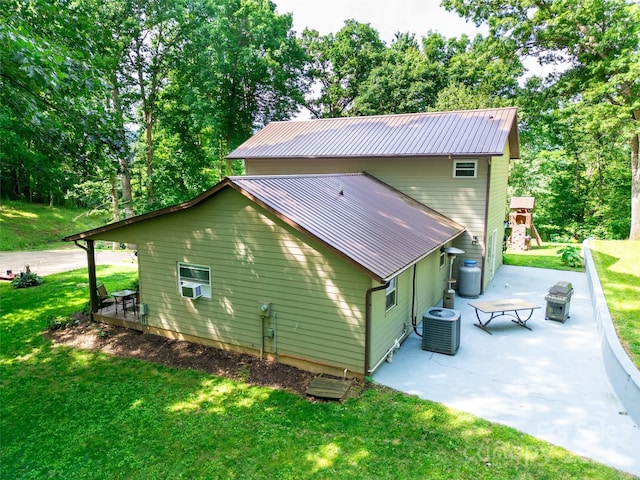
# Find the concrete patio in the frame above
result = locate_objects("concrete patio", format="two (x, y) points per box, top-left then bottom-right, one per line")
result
(374, 264), (640, 477)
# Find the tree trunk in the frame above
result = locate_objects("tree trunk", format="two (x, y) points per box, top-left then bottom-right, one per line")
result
(630, 128), (640, 240)
(119, 158), (134, 219)
(133, 35), (156, 208)
(109, 173), (119, 250)
(111, 74), (134, 220)
(144, 108), (154, 206)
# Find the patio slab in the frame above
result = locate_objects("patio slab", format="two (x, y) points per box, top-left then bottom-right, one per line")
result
(374, 265), (640, 477)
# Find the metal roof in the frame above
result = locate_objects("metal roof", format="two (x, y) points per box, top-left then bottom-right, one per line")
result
(66, 174), (464, 283)
(230, 174), (465, 281)
(228, 107), (520, 160)
(510, 196), (535, 209)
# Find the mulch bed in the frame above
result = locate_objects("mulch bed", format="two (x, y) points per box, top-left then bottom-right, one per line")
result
(45, 313), (354, 399)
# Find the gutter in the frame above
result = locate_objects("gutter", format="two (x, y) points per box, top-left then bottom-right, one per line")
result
(480, 157), (492, 293)
(364, 281), (390, 377)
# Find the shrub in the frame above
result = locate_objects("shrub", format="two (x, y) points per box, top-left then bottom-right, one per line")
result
(557, 245), (583, 268)
(11, 272), (43, 289)
(47, 315), (78, 330)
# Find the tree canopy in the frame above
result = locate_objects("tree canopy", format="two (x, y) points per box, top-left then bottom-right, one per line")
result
(443, 0), (640, 238)
(1, 0), (637, 240)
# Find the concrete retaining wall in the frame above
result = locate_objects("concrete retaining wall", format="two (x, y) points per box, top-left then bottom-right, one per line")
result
(584, 239), (640, 426)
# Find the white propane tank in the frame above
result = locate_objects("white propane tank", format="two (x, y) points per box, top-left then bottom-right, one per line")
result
(458, 259), (481, 298)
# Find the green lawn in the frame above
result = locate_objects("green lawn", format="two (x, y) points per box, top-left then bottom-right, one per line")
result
(0, 200), (110, 251)
(1, 268), (632, 479)
(504, 241), (639, 369)
(588, 240), (640, 368)
(503, 243), (585, 271)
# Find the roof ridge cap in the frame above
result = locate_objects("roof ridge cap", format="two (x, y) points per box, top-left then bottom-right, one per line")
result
(230, 173), (364, 180)
(286, 107), (517, 124)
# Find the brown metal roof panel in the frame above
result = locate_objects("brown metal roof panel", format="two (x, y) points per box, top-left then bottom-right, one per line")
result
(453, 115), (487, 153)
(227, 108), (518, 159)
(231, 174), (464, 280)
(412, 116), (442, 153)
(424, 108), (511, 155)
(66, 173), (463, 281)
(430, 114), (458, 153)
(453, 113), (489, 153)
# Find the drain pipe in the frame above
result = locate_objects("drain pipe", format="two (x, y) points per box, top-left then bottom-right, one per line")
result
(365, 281), (389, 377)
(369, 330), (407, 373)
(410, 264), (422, 337)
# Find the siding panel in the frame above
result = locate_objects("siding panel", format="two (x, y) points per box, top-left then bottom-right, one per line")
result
(110, 189), (371, 374)
(245, 155), (493, 286)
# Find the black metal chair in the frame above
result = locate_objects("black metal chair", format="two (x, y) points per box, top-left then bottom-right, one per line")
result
(97, 283), (115, 311)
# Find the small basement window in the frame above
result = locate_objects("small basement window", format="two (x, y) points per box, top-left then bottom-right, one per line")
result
(453, 160), (477, 178)
(177, 262), (212, 299)
(385, 277), (397, 311)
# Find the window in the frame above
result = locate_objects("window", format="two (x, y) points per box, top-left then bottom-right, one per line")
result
(385, 277), (397, 311)
(453, 160), (477, 178)
(439, 250), (446, 269)
(177, 262), (211, 298)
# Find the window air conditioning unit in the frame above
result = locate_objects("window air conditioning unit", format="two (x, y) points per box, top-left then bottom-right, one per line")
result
(181, 281), (203, 299)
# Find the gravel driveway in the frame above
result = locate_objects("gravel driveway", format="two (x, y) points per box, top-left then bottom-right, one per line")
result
(0, 248), (137, 277)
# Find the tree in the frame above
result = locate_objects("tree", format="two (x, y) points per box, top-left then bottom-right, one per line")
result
(104, 0), (189, 208)
(1, 0), (116, 206)
(443, 0), (640, 239)
(162, 0), (306, 182)
(510, 83), (632, 240)
(352, 33), (446, 115)
(301, 20), (386, 118)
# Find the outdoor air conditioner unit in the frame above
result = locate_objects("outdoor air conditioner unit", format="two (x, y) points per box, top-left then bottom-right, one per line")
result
(422, 308), (461, 355)
(181, 281), (203, 299)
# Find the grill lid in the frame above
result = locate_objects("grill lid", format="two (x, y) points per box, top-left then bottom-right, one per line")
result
(548, 281), (573, 296)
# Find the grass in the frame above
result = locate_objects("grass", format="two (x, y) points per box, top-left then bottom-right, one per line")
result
(588, 240), (640, 368)
(503, 243), (585, 271)
(0, 200), (110, 251)
(1, 267), (633, 479)
(504, 241), (640, 370)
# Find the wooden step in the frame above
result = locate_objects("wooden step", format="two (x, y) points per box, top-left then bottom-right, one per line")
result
(306, 376), (352, 401)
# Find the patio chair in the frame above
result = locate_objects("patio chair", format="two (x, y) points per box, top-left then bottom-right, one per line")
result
(127, 291), (140, 319)
(97, 283), (115, 311)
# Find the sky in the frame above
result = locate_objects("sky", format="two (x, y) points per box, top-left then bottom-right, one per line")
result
(272, 0), (488, 43)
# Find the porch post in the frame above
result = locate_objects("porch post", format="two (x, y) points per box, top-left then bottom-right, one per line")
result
(75, 239), (99, 313)
(87, 240), (98, 313)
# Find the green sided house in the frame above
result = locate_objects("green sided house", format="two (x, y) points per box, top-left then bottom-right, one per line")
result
(228, 107), (520, 292)
(67, 107), (519, 377)
(66, 173), (465, 377)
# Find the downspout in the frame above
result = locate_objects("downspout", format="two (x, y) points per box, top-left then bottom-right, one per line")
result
(411, 264), (422, 337)
(365, 281), (390, 377)
(481, 158), (491, 293)
(74, 239), (98, 313)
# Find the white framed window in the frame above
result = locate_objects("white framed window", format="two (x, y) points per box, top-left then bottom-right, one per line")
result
(385, 277), (397, 311)
(439, 250), (446, 269)
(453, 160), (477, 178)
(177, 262), (211, 299)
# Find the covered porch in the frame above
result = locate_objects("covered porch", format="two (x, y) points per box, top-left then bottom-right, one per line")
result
(92, 301), (146, 332)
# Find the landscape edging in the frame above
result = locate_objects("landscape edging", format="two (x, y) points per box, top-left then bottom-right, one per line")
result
(583, 238), (640, 426)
